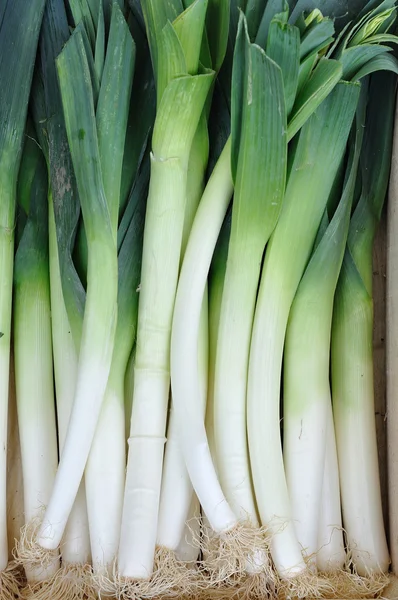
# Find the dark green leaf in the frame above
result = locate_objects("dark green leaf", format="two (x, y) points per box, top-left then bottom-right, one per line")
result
(255, 0), (287, 48)
(267, 18), (300, 116)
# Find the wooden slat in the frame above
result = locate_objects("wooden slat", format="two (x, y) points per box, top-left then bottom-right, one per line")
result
(387, 97), (398, 575)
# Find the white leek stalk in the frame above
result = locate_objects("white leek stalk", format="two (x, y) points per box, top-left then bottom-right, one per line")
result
(157, 118), (210, 554)
(157, 297), (208, 551)
(283, 121), (361, 564)
(84, 3), (136, 576)
(331, 72), (394, 576)
(247, 82), (360, 578)
(14, 145), (59, 583)
(170, 138), (235, 533)
(49, 200), (91, 566)
(38, 0), (92, 573)
(118, 72), (214, 578)
(37, 28), (118, 551)
(316, 401), (345, 572)
(213, 15), (287, 527)
(0, 0), (46, 574)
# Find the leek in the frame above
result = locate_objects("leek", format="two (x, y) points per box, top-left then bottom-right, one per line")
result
(170, 7), (348, 583)
(283, 122), (362, 565)
(13, 134), (60, 584)
(156, 0), (227, 560)
(85, 181), (146, 577)
(331, 71), (395, 575)
(38, 0), (92, 578)
(83, 3), (136, 577)
(213, 11), (287, 532)
(37, 28), (118, 551)
(247, 81), (359, 579)
(118, 0), (214, 579)
(170, 136), (235, 540)
(316, 400), (346, 572)
(0, 0), (46, 581)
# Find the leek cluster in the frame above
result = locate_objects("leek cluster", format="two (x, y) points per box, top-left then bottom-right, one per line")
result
(0, 0), (397, 599)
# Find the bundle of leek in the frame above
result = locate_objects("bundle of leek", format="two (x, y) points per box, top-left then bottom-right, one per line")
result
(1, 1), (397, 599)
(28, 2), (153, 598)
(0, 0), (46, 596)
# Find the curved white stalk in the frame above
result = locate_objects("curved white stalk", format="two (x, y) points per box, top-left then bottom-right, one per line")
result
(332, 254), (390, 575)
(37, 32), (119, 551)
(157, 295), (208, 550)
(317, 400), (345, 572)
(206, 214), (230, 472)
(247, 83), (359, 578)
(331, 72), (394, 577)
(213, 19), (288, 534)
(85, 175), (145, 577)
(157, 117), (209, 554)
(14, 230), (60, 582)
(213, 255), (261, 524)
(85, 383), (125, 575)
(284, 138), (358, 565)
(170, 138), (236, 533)
(49, 199), (91, 566)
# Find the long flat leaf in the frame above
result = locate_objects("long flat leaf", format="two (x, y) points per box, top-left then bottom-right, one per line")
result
(157, 22), (187, 103)
(120, 55), (156, 216)
(173, 0), (208, 74)
(348, 71), (396, 294)
(74, 22), (100, 105)
(152, 71), (214, 159)
(255, 0), (287, 48)
(39, 0), (86, 343)
(300, 17), (335, 59)
(0, 0), (9, 30)
(94, 0), (105, 82)
(114, 185), (147, 368)
(17, 122), (43, 216)
(288, 58), (342, 141)
(68, 0), (96, 47)
(232, 38), (287, 244)
(0, 0), (46, 208)
(230, 12), (247, 182)
(352, 52), (398, 80)
(118, 154), (150, 252)
(341, 44), (391, 80)
(140, 0), (184, 78)
(267, 18), (300, 116)
(96, 2), (136, 232)
(296, 50), (317, 93)
(230, 0), (247, 46)
(56, 31), (111, 244)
